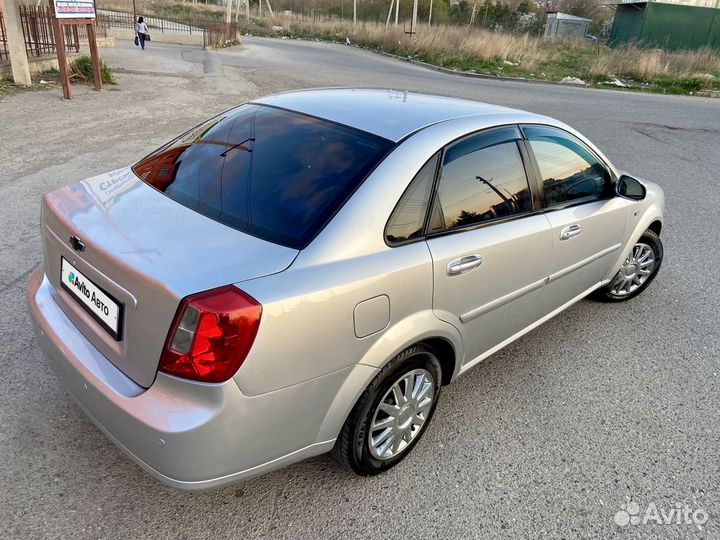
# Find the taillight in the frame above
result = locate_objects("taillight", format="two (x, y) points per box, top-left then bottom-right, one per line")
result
(159, 285), (262, 383)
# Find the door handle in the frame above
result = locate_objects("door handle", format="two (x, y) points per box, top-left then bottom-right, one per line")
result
(447, 255), (483, 276)
(560, 224), (583, 240)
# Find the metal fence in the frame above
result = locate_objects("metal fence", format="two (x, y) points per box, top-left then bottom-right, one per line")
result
(19, 5), (79, 58)
(97, 9), (239, 47)
(203, 21), (240, 47)
(97, 10), (205, 35)
(0, 7), (236, 65)
(0, 12), (8, 63)
(0, 6), (108, 65)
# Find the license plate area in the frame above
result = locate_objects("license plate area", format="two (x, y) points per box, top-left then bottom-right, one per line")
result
(60, 257), (123, 340)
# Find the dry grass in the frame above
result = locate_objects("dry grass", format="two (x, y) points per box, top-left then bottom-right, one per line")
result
(588, 46), (720, 81)
(277, 16), (572, 69)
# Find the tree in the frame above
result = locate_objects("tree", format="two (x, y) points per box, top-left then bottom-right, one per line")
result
(448, 0), (472, 25)
(559, 0), (604, 21)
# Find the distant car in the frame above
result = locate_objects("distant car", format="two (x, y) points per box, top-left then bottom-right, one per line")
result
(27, 89), (664, 490)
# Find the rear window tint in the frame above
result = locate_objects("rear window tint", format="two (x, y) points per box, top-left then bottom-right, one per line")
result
(133, 104), (394, 249)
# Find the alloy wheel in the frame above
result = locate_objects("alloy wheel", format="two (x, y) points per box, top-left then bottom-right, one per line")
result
(609, 242), (656, 296)
(368, 368), (435, 461)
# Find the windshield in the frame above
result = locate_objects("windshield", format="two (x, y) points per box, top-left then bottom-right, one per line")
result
(132, 104), (394, 249)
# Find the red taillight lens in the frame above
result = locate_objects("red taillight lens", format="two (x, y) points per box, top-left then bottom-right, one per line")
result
(159, 285), (262, 383)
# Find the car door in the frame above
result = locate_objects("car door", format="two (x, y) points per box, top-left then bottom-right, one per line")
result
(521, 125), (628, 309)
(426, 126), (553, 367)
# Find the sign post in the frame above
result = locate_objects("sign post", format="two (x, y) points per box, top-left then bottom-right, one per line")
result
(50, 0), (102, 99)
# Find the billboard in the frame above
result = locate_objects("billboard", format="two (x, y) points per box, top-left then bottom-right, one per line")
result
(53, 0), (96, 18)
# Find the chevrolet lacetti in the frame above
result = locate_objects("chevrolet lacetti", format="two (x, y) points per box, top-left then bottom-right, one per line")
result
(27, 89), (665, 490)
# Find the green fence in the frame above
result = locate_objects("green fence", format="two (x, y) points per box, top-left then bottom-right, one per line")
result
(610, 2), (720, 51)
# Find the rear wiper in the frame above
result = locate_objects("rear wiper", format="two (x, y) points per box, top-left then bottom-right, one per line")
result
(220, 137), (255, 157)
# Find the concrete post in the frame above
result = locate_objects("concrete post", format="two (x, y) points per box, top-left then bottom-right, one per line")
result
(4, 0), (31, 86)
(410, 0), (417, 34)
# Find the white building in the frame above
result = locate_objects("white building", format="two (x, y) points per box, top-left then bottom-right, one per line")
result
(544, 12), (592, 39)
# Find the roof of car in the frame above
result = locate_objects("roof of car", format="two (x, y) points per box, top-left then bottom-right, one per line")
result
(252, 88), (530, 142)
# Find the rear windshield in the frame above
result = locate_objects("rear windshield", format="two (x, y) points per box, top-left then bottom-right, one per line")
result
(132, 104), (394, 249)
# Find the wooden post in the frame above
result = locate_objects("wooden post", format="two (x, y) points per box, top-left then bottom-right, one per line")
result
(50, 10), (72, 99)
(86, 21), (102, 91)
(48, 0), (101, 98)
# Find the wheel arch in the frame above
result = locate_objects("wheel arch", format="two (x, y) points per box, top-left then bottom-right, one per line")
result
(647, 219), (662, 236)
(418, 337), (456, 386)
(603, 206), (663, 283)
(315, 313), (463, 442)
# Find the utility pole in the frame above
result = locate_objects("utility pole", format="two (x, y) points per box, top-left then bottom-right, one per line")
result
(410, 0), (418, 34)
(385, 0), (393, 27)
(428, 0), (433, 26)
(394, 0), (398, 26)
(353, 0), (356, 26)
(4, 0), (31, 86)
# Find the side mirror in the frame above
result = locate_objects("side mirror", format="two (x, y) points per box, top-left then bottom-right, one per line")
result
(617, 175), (646, 201)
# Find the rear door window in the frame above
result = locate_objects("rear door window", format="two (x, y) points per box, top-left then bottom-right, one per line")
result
(133, 104), (394, 249)
(432, 127), (533, 232)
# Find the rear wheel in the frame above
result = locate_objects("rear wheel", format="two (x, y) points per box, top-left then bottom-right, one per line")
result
(593, 229), (663, 302)
(332, 344), (442, 475)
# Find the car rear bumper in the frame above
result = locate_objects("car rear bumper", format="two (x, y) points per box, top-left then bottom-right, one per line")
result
(26, 266), (341, 490)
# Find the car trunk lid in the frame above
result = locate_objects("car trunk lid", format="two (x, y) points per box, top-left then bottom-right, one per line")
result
(41, 167), (298, 388)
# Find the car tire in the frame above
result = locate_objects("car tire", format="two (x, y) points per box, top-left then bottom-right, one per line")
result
(332, 344), (442, 476)
(593, 229), (663, 302)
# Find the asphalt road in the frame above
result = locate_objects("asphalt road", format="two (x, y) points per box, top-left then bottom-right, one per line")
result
(1, 37), (719, 539)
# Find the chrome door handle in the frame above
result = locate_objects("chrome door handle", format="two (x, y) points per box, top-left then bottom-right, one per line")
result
(447, 255), (483, 276)
(560, 224), (583, 240)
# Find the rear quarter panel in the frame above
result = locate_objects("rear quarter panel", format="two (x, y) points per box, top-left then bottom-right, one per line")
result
(234, 242), (444, 396)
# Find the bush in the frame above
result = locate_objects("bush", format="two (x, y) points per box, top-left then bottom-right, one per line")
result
(69, 55), (116, 85)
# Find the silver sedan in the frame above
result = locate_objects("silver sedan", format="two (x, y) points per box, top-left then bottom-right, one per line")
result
(27, 89), (664, 490)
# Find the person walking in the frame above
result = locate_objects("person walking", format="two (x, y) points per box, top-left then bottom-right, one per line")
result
(135, 16), (149, 50)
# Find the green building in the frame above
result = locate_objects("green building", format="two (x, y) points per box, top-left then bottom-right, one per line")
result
(609, 1), (720, 50)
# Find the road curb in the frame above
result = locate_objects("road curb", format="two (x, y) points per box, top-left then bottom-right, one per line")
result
(369, 48), (585, 87)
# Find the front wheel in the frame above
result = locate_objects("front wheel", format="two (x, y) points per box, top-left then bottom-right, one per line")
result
(593, 229), (663, 302)
(332, 344), (442, 475)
